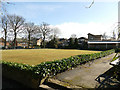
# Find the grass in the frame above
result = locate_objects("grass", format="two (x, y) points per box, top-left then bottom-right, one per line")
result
(2, 49), (100, 65)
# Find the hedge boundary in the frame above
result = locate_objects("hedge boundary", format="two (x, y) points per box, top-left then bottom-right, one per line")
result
(2, 49), (115, 88)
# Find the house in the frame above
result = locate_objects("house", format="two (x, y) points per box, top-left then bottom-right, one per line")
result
(78, 37), (88, 44)
(58, 38), (69, 47)
(0, 37), (10, 48)
(36, 38), (42, 46)
(57, 37), (88, 49)
(16, 38), (28, 48)
(16, 38), (42, 48)
(78, 37), (88, 49)
(0, 37), (4, 47)
(88, 33), (102, 41)
(88, 33), (120, 50)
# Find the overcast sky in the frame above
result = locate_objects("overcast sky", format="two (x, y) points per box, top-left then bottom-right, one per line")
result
(3, 0), (118, 38)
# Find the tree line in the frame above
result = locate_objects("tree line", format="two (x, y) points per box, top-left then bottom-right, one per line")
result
(1, 14), (60, 49)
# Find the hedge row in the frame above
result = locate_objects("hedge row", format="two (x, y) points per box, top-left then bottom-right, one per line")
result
(2, 49), (115, 88)
(2, 61), (41, 88)
(34, 49), (115, 78)
(115, 48), (120, 53)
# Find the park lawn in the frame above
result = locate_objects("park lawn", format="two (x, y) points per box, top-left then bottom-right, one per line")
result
(2, 49), (100, 65)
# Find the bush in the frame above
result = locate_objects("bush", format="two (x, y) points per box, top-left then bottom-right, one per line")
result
(34, 49), (115, 77)
(2, 61), (42, 88)
(115, 48), (120, 53)
(2, 49), (115, 88)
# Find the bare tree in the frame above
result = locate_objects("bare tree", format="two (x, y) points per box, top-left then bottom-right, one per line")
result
(0, 0), (12, 16)
(112, 30), (116, 40)
(39, 22), (51, 48)
(47, 27), (60, 48)
(0, 0), (7, 15)
(102, 32), (108, 40)
(113, 22), (120, 40)
(117, 22), (120, 40)
(70, 34), (77, 39)
(24, 22), (37, 48)
(118, 29), (120, 40)
(85, 0), (94, 8)
(1, 15), (9, 48)
(8, 14), (25, 48)
(50, 27), (60, 40)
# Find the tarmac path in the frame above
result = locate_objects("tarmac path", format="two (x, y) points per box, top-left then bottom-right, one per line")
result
(55, 53), (116, 88)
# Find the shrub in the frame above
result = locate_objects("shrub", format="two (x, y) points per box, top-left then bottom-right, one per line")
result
(34, 49), (115, 77)
(115, 48), (120, 53)
(2, 61), (41, 88)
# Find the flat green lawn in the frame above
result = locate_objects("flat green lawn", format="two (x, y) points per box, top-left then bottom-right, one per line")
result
(2, 49), (100, 65)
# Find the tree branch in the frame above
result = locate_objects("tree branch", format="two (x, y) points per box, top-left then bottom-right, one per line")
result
(85, 0), (94, 8)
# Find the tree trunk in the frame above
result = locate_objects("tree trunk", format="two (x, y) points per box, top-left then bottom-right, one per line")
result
(43, 35), (45, 48)
(14, 31), (17, 49)
(4, 30), (7, 49)
(28, 32), (30, 49)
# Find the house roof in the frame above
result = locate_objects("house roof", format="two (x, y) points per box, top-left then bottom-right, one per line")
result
(36, 38), (42, 40)
(16, 38), (27, 43)
(88, 33), (102, 37)
(78, 37), (88, 40)
(58, 38), (67, 41)
(0, 37), (5, 42)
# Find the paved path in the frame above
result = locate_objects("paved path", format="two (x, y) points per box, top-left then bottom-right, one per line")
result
(55, 53), (116, 88)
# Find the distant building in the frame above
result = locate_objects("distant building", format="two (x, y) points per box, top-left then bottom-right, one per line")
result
(16, 38), (42, 48)
(16, 38), (28, 48)
(88, 33), (120, 50)
(0, 37), (4, 47)
(78, 37), (88, 49)
(78, 37), (88, 44)
(88, 33), (102, 41)
(36, 38), (42, 46)
(0, 37), (10, 48)
(58, 38), (69, 47)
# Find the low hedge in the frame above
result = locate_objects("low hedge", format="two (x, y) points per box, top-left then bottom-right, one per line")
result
(2, 49), (115, 88)
(2, 62), (41, 88)
(34, 49), (115, 78)
(115, 48), (120, 53)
